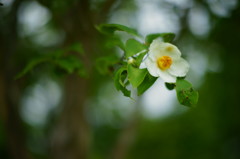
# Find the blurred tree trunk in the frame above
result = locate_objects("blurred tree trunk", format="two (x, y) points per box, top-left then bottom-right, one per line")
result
(49, 0), (116, 158)
(110, 105), (140, 159)
(0, 0), (32, 159)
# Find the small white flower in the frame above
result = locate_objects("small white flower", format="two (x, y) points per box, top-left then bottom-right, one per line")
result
(144, 38), (189, 83)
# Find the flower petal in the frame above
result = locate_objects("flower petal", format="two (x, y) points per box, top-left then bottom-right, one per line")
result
(168, 57), (190, 77)
(156, 69), (176, 83)
(162, 44), (181, 60)
(149, 39), (181, 60)
(148, 38), (163, 52)
(144, 57), (158, 77)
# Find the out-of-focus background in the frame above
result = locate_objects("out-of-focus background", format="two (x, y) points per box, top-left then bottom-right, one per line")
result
(1, 0), (240, 159)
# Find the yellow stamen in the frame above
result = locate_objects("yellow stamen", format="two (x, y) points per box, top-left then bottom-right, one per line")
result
(157, 56), (172, 70)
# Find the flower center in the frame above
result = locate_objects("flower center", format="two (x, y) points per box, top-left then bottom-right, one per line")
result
(157, 56), (172, 70)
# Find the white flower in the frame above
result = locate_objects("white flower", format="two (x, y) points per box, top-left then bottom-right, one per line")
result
(144, 38), (189, 83)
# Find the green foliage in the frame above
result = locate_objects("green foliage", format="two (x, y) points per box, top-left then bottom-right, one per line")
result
(95, 56), (119, 75)
(105, 36), (125, 50)
(66, 42), (84, 55)
(145, 33), (175, 45)
(96, 24), (141, 37)
(54, 55), (84, 74)
(125, 39), (147, 58)
(175, 78), (199, 107)
(15, 57), (50, 79)
(137, 72), (158, 96)
(134, 51), (147, 67)
(16, 44), (86, 79)
(127, 65), (147, 88)
(114, 66), (130, 97)
(165, 82), (175, 90)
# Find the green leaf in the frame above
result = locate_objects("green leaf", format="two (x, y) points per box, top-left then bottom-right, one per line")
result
(134, 51), (147, 67)
(105, 36), (125, 50)
(77, 68), (88, 78)
(137, 72), (157, 96)
(175, 78), (199, 107)
(125, 39), (147, 58)
(96, 56), (119, 75)
(50, 50), (65, 58)
(127, 65), (147, 88)
(15, 57), (49, 79)
(67, 42), (84, 55)
(54, 56), (83, 74)
(15, 48), (86, 79)
(114, 67), (131, 97)
(145, 33), (175, 45)
(96, 24), (140, 37)
(165, 83), (176, 90)
(120, 86), (131, 97)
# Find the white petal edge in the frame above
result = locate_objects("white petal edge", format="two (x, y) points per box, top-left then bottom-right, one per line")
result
(156, 69), (177, 83)
(148, 38), (163, 51)
(144, 57), (159, 77)
(168, 57), (190, 77)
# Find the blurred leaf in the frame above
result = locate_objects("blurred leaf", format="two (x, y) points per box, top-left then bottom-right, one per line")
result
(77, 68), (88, 78)
(145, 33), (175, 45)
(54, 55), (83, 74)
(105, 36), (125, 50)
(96, 56), (119, 75)
(165, 82), (176, 90)
(175, 78), (199, 107)
(50, 50), (65, 58)
(15, 57), (49, 79)
(127, 65), (147, 88)
(16, 41), (87, 79)
(97, 24), (140, 37)
(67, 42), (84, 55)
(137, 72), (157, 96)
(125, 39), (147, 58)
(114, 66), (131, 97)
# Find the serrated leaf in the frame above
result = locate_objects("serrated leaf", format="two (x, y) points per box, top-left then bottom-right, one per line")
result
(125, 39), (147, 58)
(165, 83), (176, 90)
(145, 33), (175, 45)
(96, 24), (140, 37)
(137, 72), (157, 96)
(114, 67), (131, 97)
(127, 65), (147, 88)
(175, 78), (199, 107)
